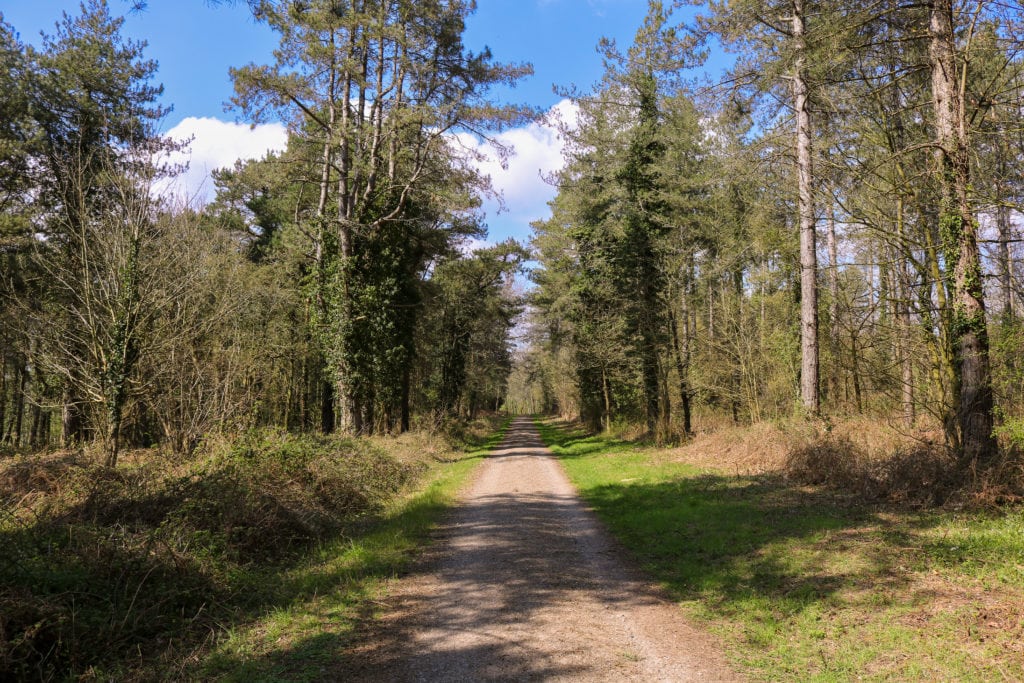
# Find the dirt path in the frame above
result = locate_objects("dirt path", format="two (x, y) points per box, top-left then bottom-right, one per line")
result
(348, 417), (740, 681)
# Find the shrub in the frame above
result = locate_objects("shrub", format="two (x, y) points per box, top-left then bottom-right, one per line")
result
(0, 429), (421, 680)
(785, 433), (958, 506)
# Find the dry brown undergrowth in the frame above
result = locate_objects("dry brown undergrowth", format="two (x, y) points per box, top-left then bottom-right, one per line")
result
(667, 416), (1024, 507)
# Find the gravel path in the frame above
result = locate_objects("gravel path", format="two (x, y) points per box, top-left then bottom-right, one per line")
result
(349, 417), (740, 681)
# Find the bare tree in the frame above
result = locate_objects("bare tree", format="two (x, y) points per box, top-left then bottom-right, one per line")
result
(30, 155), (157, 466)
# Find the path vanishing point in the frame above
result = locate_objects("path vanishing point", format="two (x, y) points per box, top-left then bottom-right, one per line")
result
(348, 417), (741, 681)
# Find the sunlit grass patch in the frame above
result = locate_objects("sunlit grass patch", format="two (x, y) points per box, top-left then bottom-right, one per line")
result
(537, 418), (1024, 682)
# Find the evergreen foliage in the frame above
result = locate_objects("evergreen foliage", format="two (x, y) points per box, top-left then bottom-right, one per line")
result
(526, 0), (1024, 471)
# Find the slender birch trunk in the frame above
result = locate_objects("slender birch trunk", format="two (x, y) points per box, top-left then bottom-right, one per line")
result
(827, 209), (840, 408)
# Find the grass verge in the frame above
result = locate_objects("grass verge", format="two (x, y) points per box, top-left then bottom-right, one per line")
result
(1, 417), (507, 681)
(197, 420), (507, 681)
(536, 418), (1024, 682)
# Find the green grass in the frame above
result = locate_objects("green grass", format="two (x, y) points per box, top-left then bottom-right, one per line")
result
(536, 418), (1024, 682)
(197, 420), (508, 681)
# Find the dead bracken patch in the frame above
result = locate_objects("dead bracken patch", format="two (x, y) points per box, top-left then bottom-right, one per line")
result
(0, 451), (89, 510)
(667, 421), (790, 475)
(664, 416), (1024, 508)
(785, 435), (958, 506)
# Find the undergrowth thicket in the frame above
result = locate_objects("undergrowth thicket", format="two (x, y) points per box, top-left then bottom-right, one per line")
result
(0, 418), (502, 680)
(634, 412), (1024, 508)
(781, 422), (1024, 508)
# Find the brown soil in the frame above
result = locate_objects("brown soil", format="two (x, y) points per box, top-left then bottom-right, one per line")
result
(344, 417), (740, 681)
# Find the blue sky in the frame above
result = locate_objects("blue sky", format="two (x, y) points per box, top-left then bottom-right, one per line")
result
(2, 0), (713, 245)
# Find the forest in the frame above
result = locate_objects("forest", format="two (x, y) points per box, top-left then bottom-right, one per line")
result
(517, 0), (1024, 485)
(3, 0), (1024, 679)
(0, 0), (529, 466)
(4, 0), (1024, 474)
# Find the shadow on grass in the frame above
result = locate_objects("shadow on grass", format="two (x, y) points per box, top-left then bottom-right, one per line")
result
(534, 419), (634, 459)
(188, 424), (510, 681)
(215, 418), (682, 681)
(194, 494), (474, 682)
(197, 418), (1023, 681)
(0, 425), (508, 681)
(201, 419), (1024, 681)
(534, 419), (948, 630)
(210, 490), (616, 682)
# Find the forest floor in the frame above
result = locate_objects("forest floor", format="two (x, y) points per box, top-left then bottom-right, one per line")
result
(342, 416), (740, 681)
(11, 414), (1017, 680)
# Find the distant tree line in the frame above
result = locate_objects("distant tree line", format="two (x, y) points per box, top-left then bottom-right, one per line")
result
(0, 0), (527, 465)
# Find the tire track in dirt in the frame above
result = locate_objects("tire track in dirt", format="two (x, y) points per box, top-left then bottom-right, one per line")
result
(346, 417), (740, 681)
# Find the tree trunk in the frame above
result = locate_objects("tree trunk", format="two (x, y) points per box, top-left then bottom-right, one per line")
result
(314, 41), (337, 436)
(62, 389), (84, 449)
(707, 279), (715, 341)
(660, 355), (672, 432)
(0, 356), (7, 444)
(105, 420), (120, 468)
(793, 0), (819, 415)
(921, 206), (959, 441)
(929, 0), (996, 463)
(299, 355), (308, 430)
(731, 268), (743, 424)
(363, 392), (375, 435)
(320, 379), (335, 434)
(602, 368), (612, 433)
(997, 202), (1014, 320)
(640, 325), (660, 433)
(896, 198), (916, 427)
(827, 209), (840, 408)
(333, 28), (358, 435)
(30, 404), (44, 449)
(669, 309), (692, 436)
(400, 363), (411, 433)
(850, 331), (863, 414)
(12, 362), (26, 447)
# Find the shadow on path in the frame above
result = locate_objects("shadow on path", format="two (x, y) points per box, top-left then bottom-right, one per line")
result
(335, 417), (737, 682)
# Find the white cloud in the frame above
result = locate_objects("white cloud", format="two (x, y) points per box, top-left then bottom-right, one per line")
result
(152, 103), (577, 244)
(456, 235), (495, 256)
(454, 99), (578, 242)
(155, 117), (288, 203)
